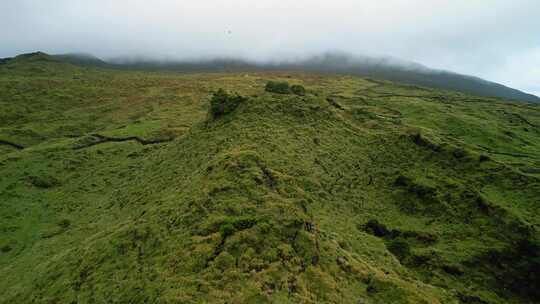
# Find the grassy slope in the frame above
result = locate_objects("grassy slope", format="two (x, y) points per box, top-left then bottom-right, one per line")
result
(0, 55), (539, 303)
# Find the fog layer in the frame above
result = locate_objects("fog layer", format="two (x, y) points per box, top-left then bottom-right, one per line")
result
(1, 0), (539, 96)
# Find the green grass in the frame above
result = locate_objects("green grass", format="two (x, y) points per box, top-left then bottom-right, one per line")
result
(0, 54), (539, 303)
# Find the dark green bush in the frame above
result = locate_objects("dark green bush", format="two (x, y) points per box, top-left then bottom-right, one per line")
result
(410, 132), (441, 151)
(290, 84), (306, 96)
(452, 148), (468, 159)
(58, 219), (71, 229)
(28, 175), (60, 188)
(387, 238), (411, 261)
(265, 81), (290, 94)
(218, 216), (258, 238)
(394, 175), (412, 187)
(479, 238), (540, 298)
(232, 216), (257, 230)
(479, 154), (491, 162)
(363, 219), (390, 237)
(209, 88), (246, 119)
(1, 244), (12, 253)
(220, 223), (235, 238)
(394, 175), (436, 199)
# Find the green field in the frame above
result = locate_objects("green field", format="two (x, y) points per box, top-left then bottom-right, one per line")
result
(1, 53), (539, 303)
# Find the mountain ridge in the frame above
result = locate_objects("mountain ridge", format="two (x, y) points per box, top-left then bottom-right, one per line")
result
(3, 51), (536, 103)
(15, 51), (535, 103)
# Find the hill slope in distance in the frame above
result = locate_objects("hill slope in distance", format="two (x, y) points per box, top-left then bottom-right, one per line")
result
(0, 52), (539, 303)
(48, 51), (540, 103)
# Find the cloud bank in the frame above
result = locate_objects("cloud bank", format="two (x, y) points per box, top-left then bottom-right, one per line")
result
(1, 0), (539, 96)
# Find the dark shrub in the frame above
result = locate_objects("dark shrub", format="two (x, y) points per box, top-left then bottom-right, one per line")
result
(28, 175), (59, 188)
(218, 216), (258, 238)
(394, 175), (436, 199)
(457, 293), (488, 303)
(409, 254), (431, 267)
(290, 84), (306, 96)
(401, 230), (438, 244)
(387, 238), (411, 261)
(479, 154), (491, 162)
(219, 223), (235, 238)
(1, 244), (12, 253)
(265, 81), (290, 94)
(477, 238), (540, 299)
(442, 264), (464, 276)
(58, 219), (71, 229)
(232, 216), (257, 230)
(394, 175), (412, 187)
(209, 89), (246, 119)
(363, 219), (390, 237)
(410, 132), (441, 151)
(475, 195), (493, 214)
(411, 183), (437, 198)
(452, 148), (468, 159)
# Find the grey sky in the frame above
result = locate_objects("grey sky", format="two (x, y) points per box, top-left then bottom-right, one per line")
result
(1, 0), (539, 96)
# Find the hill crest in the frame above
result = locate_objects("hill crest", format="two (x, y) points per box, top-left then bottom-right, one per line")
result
(3, 51), (538, 103)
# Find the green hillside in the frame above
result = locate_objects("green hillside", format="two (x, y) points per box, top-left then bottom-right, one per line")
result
(1, 53), (539, 304)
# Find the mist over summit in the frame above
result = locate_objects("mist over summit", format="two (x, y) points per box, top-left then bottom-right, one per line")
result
(50, 51), (540, 103)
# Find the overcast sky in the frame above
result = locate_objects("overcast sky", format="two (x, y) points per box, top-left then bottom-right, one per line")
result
(1, 0), (539, 96)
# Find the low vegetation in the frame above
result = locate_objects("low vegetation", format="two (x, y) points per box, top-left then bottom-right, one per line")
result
(265, 80), (291, 94)
(290, 84), (306, 96)
(265, 81), (306, 96)
(0, 53), (539, 303)
(209, 88), (247, 119)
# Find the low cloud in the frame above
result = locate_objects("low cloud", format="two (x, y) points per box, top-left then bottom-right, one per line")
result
(1, 0), (539, 95)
